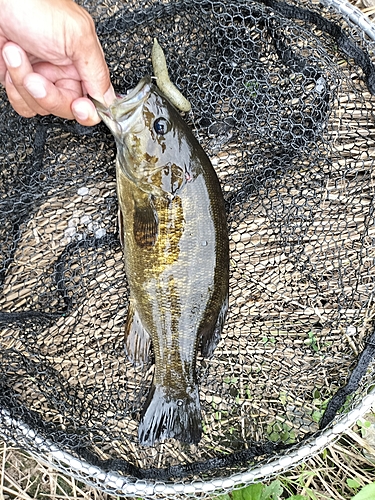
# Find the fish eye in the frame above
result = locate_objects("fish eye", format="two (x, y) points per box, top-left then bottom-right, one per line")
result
(153, 117), (170, 135)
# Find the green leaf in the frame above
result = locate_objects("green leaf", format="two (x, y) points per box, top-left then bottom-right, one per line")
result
(347, 478), (361, 489)
(232, 489), (245, 500)
(311, 410), (322, 423)
(351, 482), (375, 500)
(233, 483), (264, 500)
(260, 480), (283, 500)
(285, 496), (310, 500)
(279, 392), (287, 405)
(223, 376), (238, 385)
(313, 389), (321, 399)
(357, 419), (371, 429)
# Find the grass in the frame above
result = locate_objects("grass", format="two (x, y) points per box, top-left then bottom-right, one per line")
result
(0, 441), (110, 499)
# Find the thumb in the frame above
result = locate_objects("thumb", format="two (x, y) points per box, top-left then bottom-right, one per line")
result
(76, 36), (115, 105)
(68, 13), (115, 105)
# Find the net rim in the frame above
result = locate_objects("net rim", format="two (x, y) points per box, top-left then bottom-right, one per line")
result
(1, 388), (374, 496)
(1, 0), (375, 496)
(321, 0), (375, 40)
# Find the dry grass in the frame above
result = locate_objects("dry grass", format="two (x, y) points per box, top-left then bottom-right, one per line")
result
(0, 442), (111, 500)
(280, 419), (375, 500)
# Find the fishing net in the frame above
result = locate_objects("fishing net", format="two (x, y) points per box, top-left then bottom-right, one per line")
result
(1, 0), (375, 497)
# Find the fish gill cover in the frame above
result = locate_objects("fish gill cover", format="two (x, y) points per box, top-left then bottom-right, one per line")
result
(0, 0), (375, 495)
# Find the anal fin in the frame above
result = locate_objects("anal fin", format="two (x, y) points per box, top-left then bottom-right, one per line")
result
(124, 302), (151, 365)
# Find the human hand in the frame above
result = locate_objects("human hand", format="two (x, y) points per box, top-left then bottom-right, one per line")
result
(0, 0), (115, 125)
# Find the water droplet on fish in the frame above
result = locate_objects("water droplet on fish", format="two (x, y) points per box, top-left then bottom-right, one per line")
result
(201, 240), (208, 246)
(177, 400), (183, 407)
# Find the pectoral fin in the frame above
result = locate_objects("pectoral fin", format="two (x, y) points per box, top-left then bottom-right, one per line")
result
(124, 301), (152, 365)
(133, 195), (159, 247)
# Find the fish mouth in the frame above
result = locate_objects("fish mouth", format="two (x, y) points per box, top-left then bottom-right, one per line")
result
(90, 76), (152, 134)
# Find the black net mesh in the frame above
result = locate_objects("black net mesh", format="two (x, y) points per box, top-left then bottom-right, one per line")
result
(1, 0), (375, 493)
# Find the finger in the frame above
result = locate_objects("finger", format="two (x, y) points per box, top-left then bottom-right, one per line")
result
(0, 35), (9, 85)
(71, 97), (101, 126)
(4, 71), (37, 118)
(23, 72), (83, 119)
(32, 61), (81, 84)
(32, 62), (103, 125)
(3, 43), (89, 120)
(5, 69), (100, 124)
(2, 42), (48, 116)
(66, 12), (115, 105)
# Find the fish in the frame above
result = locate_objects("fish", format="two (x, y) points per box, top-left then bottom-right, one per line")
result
(92, 76), (229, 446)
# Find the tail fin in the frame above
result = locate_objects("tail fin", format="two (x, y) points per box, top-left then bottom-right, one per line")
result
(138, 384), (202, 446)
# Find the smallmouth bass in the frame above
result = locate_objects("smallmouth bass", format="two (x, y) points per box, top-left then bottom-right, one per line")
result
(93, 76), (229, 446)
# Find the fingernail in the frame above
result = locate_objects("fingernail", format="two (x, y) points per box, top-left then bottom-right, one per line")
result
(73, 102), (89, 121)
(25, 79), (47, 99)
(3, 46), (22, 68)
(103, 85), (116, 106)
